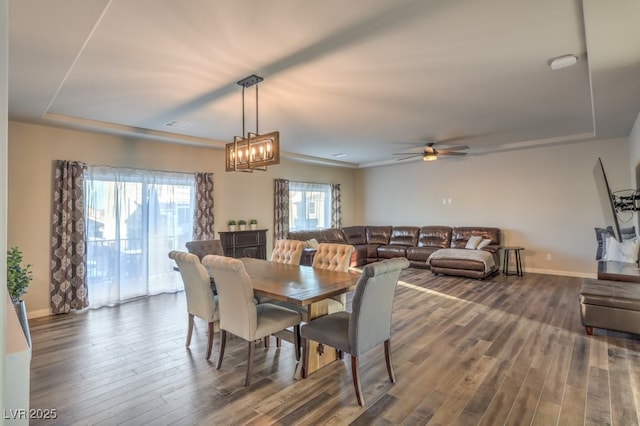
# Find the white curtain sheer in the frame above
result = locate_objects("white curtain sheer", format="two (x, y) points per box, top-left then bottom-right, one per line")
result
(289, 181), (332, 231)
(85, 166), (195, 308)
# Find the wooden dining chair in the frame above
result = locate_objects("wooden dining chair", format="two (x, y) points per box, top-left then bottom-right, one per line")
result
(312, 243), (356, 314)
(168, 251), (219, 360)
(271, 239), (305, 265)
(201, 255), (302, 386)
(301, 257), (409, 406)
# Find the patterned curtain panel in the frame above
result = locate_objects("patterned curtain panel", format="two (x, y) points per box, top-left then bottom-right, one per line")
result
(273, 178), (290, 241)
(193, 172), (215, 240)
(51, 160), (89, 313)
(331, 183), (342, 228)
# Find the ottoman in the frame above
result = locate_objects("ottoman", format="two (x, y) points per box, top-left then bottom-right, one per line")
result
(579, 278), (640, 335)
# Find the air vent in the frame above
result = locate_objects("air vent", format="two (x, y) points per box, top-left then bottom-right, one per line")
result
(163, 120), (194, 130)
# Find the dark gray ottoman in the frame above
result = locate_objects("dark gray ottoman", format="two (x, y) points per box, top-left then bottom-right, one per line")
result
(579, 278), (640, 335)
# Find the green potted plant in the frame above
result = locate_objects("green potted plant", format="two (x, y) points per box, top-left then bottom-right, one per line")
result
(249, 219), (258, 230)
(7, 246), (33, 346)
(238, 219), (247, 231)
(228, 220), (237, 231)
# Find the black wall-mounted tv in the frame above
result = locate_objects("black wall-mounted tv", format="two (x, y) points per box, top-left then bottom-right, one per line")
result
(593, 157), (622, 242)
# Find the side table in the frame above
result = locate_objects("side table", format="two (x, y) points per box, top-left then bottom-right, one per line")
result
(501, 246), (524, 276)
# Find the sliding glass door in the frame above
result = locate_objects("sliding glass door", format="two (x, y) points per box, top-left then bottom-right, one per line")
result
(85, 167), (195, 308)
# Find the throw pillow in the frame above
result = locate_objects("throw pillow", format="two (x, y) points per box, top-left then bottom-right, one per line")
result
(465, 235), (483, 249)
(305, 238), (319, 249)
(477, 238), (492, 250)
(602, 235), (640, 263)
(595, 226), (636, 260)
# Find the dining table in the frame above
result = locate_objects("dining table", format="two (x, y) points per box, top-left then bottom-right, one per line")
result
(238, 257), (361, 377)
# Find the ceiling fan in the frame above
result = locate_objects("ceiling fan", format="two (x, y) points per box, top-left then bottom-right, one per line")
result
(393, 143), (469, 162)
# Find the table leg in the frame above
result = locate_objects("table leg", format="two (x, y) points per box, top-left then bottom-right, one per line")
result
(502, 249), (510, 274)
(515, 249), (523, 276)
(296, 299), (341, 378)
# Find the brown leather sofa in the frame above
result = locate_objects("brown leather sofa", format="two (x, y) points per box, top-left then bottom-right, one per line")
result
(428, 227), (501, 279)
(287, 225), (501, 274)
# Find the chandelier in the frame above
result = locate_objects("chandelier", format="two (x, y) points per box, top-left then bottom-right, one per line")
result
(225, 74), (280, 172)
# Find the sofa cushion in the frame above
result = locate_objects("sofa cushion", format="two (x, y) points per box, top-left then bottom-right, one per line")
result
(287, 228), (346, 244)
(417, 226), (452, 248)
(389, 226), (420, 246)
(288, 230), (326, 242)
(342, 226), (366, 245)
(377, 245), (407, 259)
(406, 246), (441, 262)
(366, 226), (392, 245)
(451, 227), (500, 253)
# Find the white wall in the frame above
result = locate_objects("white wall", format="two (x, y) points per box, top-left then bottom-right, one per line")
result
(7, 121), (357, 318)
(356, 138), (630, 277)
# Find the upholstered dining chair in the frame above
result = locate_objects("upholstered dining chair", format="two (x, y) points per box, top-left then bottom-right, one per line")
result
(312, 243), (356, 314)
(185, 239), (224, 260)
(301, 257), (409, 406)
(168, 251), (219, 360)
(271, 239), (305, 265)
(201, 255), (302, 386)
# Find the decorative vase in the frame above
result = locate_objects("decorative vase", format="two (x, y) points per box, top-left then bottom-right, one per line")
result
(228, 225), (236, 231)
(239, 224), (246, 231)
(13, 300), (32, 348)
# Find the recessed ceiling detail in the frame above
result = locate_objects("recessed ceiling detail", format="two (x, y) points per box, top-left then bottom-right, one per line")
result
(8, 0), (640, 168)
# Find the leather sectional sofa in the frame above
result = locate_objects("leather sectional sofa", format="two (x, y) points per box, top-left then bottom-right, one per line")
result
(287, 225), (501, 278)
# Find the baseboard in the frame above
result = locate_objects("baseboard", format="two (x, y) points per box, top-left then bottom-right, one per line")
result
(525, 267), (596, 279)
(28, 308), (52, 319)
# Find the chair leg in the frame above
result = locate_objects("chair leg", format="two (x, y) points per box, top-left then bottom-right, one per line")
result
(351, 355), (365, 406)
(186, 314), (194, 347)
(302, 337), (308, 379)
(205, 321), (214, 360)
(264, 336), (269, 348)
(244, 341), (255, 386)
(338, 350), (344, 360)
(276, 337), (282, 348)
(384, 339), (396, 383)
(293, 325), (300, 361)
(216, 330), (227, 370)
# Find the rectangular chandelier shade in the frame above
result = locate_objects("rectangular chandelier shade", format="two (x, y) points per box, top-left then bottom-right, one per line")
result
(225, 131), (280, 172)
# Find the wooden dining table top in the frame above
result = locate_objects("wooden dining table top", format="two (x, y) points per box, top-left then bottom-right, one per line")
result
(240, 257), (361, 307)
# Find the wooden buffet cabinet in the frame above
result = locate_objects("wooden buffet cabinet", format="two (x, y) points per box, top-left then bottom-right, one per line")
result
(218, 229), (268, 260)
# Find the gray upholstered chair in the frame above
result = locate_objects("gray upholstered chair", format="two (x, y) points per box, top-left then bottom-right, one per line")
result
(185, 239), (224, 260)
(168, 250), (219, 360)
(271, 239), (305, 265)
(312, 243), (356, 314)
(186, 239), (224, 293)
(201, 254), (302, 386)
(301, 257), (409, 406)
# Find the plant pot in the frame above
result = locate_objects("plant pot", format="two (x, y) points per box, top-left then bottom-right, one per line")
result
(250, 224), (257, 230)
(239, 225), (247, 231)
(13, 300), (31, 348)
(228, 225), (236, 231)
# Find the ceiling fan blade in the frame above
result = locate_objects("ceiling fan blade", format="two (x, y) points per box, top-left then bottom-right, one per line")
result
(438, 145), (470, 152)
(392, 152), (422, 155)
(439, 151), (467, 156)
(395, 154), (423, 161)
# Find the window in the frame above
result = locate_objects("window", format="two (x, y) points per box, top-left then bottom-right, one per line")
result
(289, 181), (332, 231)
(85, 166), (195, 308)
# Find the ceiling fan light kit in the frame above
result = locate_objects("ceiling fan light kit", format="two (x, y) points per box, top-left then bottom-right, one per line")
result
(423, 154), (437, 161)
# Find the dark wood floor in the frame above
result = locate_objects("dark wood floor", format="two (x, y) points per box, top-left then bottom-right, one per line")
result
(28, 269), (640, 425)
